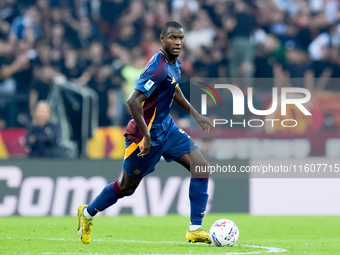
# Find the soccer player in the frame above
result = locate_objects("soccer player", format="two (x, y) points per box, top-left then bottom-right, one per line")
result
(77, 21), (212, 244)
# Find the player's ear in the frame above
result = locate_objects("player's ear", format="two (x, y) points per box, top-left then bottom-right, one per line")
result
(160, 34), (164, 43)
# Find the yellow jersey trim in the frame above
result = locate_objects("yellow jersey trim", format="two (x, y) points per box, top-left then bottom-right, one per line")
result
(123, 107), (157, 160)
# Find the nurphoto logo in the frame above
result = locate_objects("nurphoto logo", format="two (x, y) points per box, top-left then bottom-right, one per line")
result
(199, 83), (312, 128)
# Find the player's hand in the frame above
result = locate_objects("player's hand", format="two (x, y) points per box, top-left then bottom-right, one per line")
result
(138, 135), (151, 157)
(195, 115), (213, 133)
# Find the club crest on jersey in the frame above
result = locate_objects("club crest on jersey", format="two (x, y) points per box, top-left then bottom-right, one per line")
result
(144, 79), (155, 91)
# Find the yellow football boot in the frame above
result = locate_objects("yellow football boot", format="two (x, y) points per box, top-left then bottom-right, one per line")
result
(77, 204), (93, 244)
(186, 227), (211, 244)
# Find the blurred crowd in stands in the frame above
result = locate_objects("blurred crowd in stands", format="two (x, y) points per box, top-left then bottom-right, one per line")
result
(1, 0), (340, 131)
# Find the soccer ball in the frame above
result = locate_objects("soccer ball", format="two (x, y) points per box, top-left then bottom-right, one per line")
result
(209, 219), (239, 247)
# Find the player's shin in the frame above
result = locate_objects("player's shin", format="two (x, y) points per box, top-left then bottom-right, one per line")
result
(189, 178), (209, 227)
(186, 177), (211, 243)
(87, 180), (124, 216)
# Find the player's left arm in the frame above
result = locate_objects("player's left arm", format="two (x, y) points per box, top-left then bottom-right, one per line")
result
(174, 86), (212, 133)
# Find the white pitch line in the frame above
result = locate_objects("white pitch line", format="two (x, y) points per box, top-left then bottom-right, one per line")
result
(45, 238), (287, 253)
(45, 238), (209, 245)
(41, 245), (286, 255)
(227, 245), (287, 254)
(1, 237), (287, 255)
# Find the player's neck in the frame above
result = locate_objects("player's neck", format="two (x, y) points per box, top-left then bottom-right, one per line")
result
(160, 49), (177, 64)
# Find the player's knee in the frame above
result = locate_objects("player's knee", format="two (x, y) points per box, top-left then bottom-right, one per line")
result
(119, 185), (137, 197)
(191, 152), (210, 170)
(196, 158), (209, 169)
(191, 159), (210, 178)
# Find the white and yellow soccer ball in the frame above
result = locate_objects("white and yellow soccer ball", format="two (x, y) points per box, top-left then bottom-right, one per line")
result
(209, 219), (239, 247)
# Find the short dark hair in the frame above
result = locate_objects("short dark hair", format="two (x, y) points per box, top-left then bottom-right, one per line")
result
(161, 21), (183, 36)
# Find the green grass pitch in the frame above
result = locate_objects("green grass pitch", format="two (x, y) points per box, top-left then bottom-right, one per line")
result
(0, 214), (339, 255)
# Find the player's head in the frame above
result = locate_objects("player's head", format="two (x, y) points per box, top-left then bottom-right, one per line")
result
(160, 21), (184, 57)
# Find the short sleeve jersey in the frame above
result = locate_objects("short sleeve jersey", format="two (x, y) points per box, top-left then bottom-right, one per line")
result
(124, 50), (182, 146)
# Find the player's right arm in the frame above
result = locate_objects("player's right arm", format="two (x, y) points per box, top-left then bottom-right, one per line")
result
(127, 90), (150, 157)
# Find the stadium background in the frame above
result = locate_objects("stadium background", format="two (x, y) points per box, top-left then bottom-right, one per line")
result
(1, 0), (340, 217)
